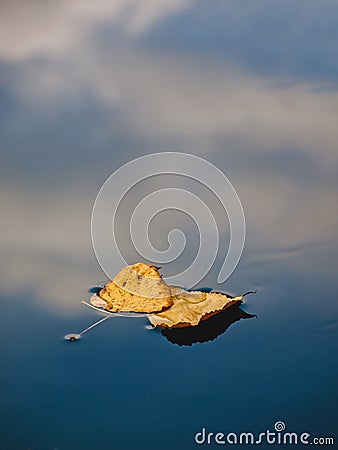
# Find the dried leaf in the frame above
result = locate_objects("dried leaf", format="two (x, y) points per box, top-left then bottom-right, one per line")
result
(96, 262), (247, 328)
(148, 291), (243, 328)
(98, 263), (174, 313)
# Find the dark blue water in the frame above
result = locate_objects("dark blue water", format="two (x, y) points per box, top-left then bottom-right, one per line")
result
(1, 241), (337, 450)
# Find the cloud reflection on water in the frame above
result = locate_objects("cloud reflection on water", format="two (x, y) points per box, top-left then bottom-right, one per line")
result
(0, 0), (337, 314)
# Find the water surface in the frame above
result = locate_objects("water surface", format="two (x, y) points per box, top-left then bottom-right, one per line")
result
(1, 1), (338, 449)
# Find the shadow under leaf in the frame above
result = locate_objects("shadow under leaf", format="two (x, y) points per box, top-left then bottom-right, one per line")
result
(161, 302), (256, 346)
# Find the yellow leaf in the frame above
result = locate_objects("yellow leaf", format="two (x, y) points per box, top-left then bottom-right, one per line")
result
(98, 263), (174, 313)
(96, 263), (249, 328)
(147, 291), (243, 328)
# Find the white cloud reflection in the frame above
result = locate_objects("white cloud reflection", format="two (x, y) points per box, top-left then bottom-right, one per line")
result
(1, 168), (337, 313)
(0, 0), (190, 61)
(1, 0), (337, 312)
(0, 187), (102, 313)
(5, 47), (338, 172)
(1, 0), (337, 167)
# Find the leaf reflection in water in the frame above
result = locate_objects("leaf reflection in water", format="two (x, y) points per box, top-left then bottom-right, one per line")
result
(161, 303), (256, 346)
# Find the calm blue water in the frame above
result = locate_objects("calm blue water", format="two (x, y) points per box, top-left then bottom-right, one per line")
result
(1, 1), (338, 449)
(1, 243), (337, 449)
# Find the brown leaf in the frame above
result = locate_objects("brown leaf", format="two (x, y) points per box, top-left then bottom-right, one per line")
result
(98, 263), (174, 313)
(147, 290), (243, 328)
(95, 263), (246, 328)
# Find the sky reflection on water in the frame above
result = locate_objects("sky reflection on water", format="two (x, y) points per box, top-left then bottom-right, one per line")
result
(0, 1), (337, 449)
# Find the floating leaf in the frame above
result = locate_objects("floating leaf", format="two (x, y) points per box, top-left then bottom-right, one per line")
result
(96, 263), (251, 328)
(98, 263), (174, 313)
(147, 290), (243, 328)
